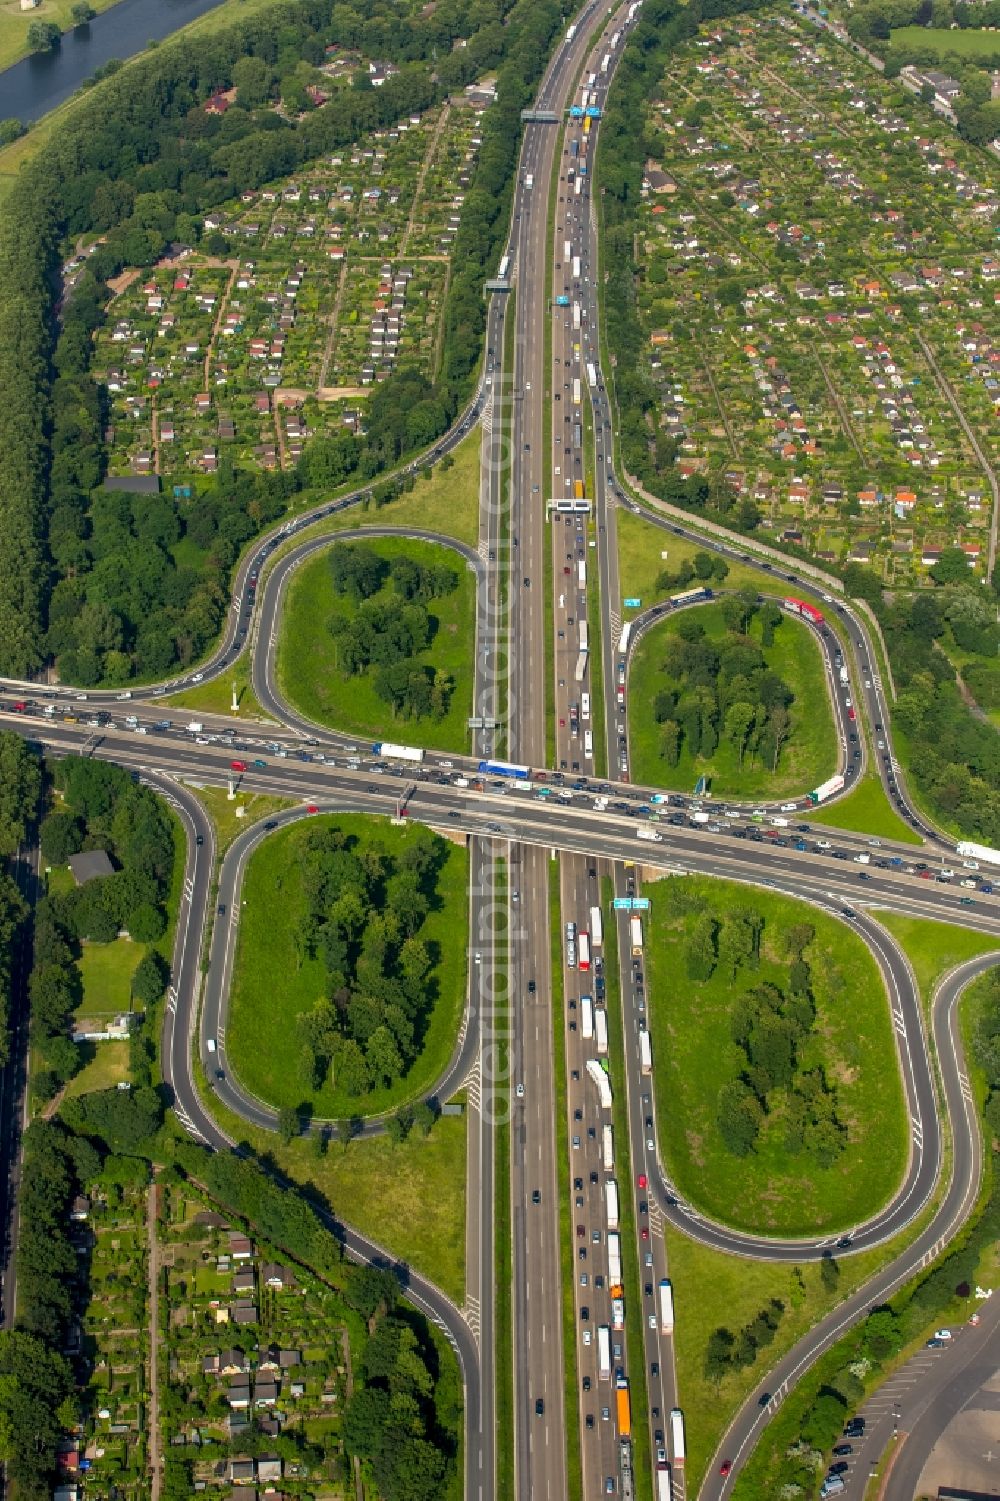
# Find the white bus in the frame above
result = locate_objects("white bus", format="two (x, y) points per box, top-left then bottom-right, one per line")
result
(629, 916), (643, 954)
(578, 560), (587, 589)
(639, 1030), (652, 1075)
(573, 377), (581, 404)
(589, 905), (603, 947)
(579, 619), (589, 652)
(581, 995), (594, 1040)
(575, 177), (583, 196)
(574, 652), (588, 684)
(586, 360), (598, 388)
(572, 254), (581, 279)
(658, 1278), (675, 1335)
(584, 729), (593, 759)
(581, 692), (591, 720)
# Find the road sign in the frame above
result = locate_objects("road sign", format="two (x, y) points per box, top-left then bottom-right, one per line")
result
(613, 897), (631, 910)
(623, 597), (641, 608)
(632, 897), (650, 911)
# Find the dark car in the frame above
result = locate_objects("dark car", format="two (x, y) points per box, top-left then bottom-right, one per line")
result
(535, 1398), (544, 1417)
(832, 1445), (852, 1458)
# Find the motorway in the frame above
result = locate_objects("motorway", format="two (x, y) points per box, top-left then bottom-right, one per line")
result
(0, 3), (997, 1499)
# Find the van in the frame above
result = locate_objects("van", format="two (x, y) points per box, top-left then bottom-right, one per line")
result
(206, 1039), (217, 1054)
(820, 1478), (845, 1498)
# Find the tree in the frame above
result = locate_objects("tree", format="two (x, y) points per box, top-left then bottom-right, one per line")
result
(724, 701), (755, 767)
(26, 19), (60, 51)
(278, 1106), (299, 1144)
(716, 1079), (762, 1157)
(930, 546), (974, 586)
(0, 121), (24, 148)
(39, 811), (83, 867)
(684, 912), (717, 981)
(71, 2), (96, 20)
(131, 951), (169, 1006)
(411, 1099), (435, 1137)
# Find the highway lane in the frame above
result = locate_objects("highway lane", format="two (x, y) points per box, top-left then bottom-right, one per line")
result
(703, 951), (998, 1501)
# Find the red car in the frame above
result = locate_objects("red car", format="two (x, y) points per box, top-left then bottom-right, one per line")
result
(230, 760), (247, 772)
(637, 1173), (648, 1190)
(720, 1460), (732, 1477)
(640, 1226), (649, 1241)
(848, 707), (856, 720)
(306, 804), (319, 814)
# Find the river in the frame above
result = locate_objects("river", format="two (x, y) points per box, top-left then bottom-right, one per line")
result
(1, 0), (226, 126)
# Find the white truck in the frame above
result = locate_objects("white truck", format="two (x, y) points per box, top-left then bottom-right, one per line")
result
(602, 1124), (614, 1172)
(607, 1231), (622, 1285)
(639, 1030), (652, 1075)
(597, 1325), (611, 1380)
(595, 1007), (608, 1057)
(525, 173), (534, 189)
(658, 1278), (675, 1335)
(581, 995), (594, 1040)
(629, 916), (643, 955)
(957, 840), (1000, 867)
(605, 1178), (619, 1231)
(636, 827), (663, 843)
(586, 1058), (613, 1110)
(839, 665), (849, 686)
(590, 905), (603, 947)
(186, 721), (204, 734)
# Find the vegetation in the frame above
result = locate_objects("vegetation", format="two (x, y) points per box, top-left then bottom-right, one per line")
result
(646, 876), (907, 1233)
(809, 770), (922, 844)
(0, 0), (567, 680)
(32, 759), (176, 1102)
(629, 597), (836, 797)
(279, 538), (475, 748)
(847, 570), (1000, 843)
(226, 814), (468, 1117)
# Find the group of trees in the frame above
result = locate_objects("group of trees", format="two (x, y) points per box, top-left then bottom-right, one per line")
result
(704, 1299), (785, 1383)
(711, 918), (846, 1164)
(41, 758), (175, 941)
(343, 1283), (458, 1501)
(292, 825), (448, 1098)
(0, 736), (39, 1073)
(694, 915), (848, 1168)
(843, 567), (1000, 842)
(649, 602), (796, 774)
(0, 1121), (92, 1495)
(973, 966), (1000, 1143)
(327, 545), (458, 722)
(0, 0), (564, 680)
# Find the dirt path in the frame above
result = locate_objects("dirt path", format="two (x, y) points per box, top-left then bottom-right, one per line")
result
(147, 1182), (161, 1501)
(202, 260), (239, 393)
(317, 259), (350, 391)
(400, 104), (451, 257)
(341, 1328), (363, 1501)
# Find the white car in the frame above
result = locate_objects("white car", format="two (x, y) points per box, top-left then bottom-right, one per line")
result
(582, 1329), (592, 1347)
(817, 839), (832, 850)
(780, 803), (796, 812)
(934, 1328), (953, 1341)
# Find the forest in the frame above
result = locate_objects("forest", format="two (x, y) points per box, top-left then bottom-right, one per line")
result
(648, 597), (797, 774)
(292, 822), (450, 1098)
(0, 0), (565, 680)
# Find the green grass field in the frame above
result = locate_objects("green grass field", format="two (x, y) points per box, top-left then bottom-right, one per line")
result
(194, 1073), (467, 1304)
(616, 508), (768, 608)
(628, 602), (837, 799)
(277, 536), (477, 753)
(810, 772), (922, 844)
(76, 939), (141, 1015)
(0, 0), (123, 75)
(63, 1040), (130, 1097)
(165, 665), (271, 721)
(225, 812), (468, 1120)
(891, 23), (1000, 57)
(645, 874), (907, 1235)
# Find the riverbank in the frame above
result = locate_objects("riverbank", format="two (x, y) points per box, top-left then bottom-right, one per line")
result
(0, 0), (122, 76)
(0, 0), (280, 202)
